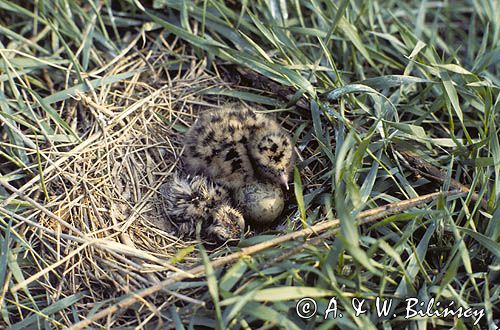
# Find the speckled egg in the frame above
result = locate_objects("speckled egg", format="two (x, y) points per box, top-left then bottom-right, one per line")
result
(236, 181), (284, 224)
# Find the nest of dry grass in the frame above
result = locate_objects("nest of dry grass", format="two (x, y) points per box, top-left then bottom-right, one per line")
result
(18, 51), (301, 310)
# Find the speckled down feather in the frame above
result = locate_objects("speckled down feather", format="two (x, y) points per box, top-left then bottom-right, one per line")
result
(183, 105), (295, 191)
(159, 174), (244, 243)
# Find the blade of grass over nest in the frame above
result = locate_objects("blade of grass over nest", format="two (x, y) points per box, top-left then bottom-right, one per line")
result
(219, 259), (248, 293)
(0, 105), (29, 165)
(0, 26), (50, 55)
(79, 11), (96, 71)
(247, 12), (280, 49)
(0, 218), (12, 298)
(457, 227), (500, 259)
(0, 0), (36, 19)
(169, 306), (186, 330)
(0, 55), (69, 73)
(170, 245), (196, 265)
(239, 31), (273, 63)
(9, 293), (84, 330)
(201, 88), (281, 106)
(6, 246), (39, 308)
(10, 242), (91, 293)
(335, 187), (379, 275)
(491, 123), (500, 202)
(337, 17), (376, 69)
(326, 83), (384, 102)
(293, 166), (307, 226)
(333, 131), (380, 274)
(35, 140), (50, 206)
(311, 100), (325, 143)
(222, 289), (258, 325)
(447, 215), (478, 290)
(393, 221), (436, 307)
(324, 0), (350, 43)
(439, 247), (462, 292)
(30, 92), (79, 141)
(359, 75), (432, 89)
(199, 244), (223, 330)
(43, 70), (141, 104)
(245, 302), (302, 330)
(440, 70), (472, 142)
(45, 22), (84, 83)
(359, 150), (381, 204)
(146, 10), (229, 50)
(251, 286), (335, 301)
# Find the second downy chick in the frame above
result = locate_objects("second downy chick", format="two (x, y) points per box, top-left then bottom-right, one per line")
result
(183, 105), (295, 192)
(159, 174), (245, 244)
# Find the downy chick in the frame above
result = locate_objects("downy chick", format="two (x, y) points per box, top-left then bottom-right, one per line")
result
(183, 105), (294, 191)
(159, 174), (244, 244)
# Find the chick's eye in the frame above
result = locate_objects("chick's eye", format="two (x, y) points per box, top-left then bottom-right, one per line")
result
(228, 214), (239, 223)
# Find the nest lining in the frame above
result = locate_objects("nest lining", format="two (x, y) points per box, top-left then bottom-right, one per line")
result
(32, 61), (249, 303)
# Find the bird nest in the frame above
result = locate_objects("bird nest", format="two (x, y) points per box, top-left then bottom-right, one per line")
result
(27, 55), (298, 304)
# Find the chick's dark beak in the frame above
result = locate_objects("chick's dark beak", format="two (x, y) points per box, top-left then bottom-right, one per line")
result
(279, 172), (289, 190)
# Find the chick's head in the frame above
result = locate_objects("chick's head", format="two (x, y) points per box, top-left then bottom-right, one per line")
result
(206, 205), (245, 244)
(250, 131), (294, 189)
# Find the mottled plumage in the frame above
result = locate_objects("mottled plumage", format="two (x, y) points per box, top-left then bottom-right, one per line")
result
(184, 105), (294, 191)
(159, 174), (244, 243)
(205, 205), (245, 243)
